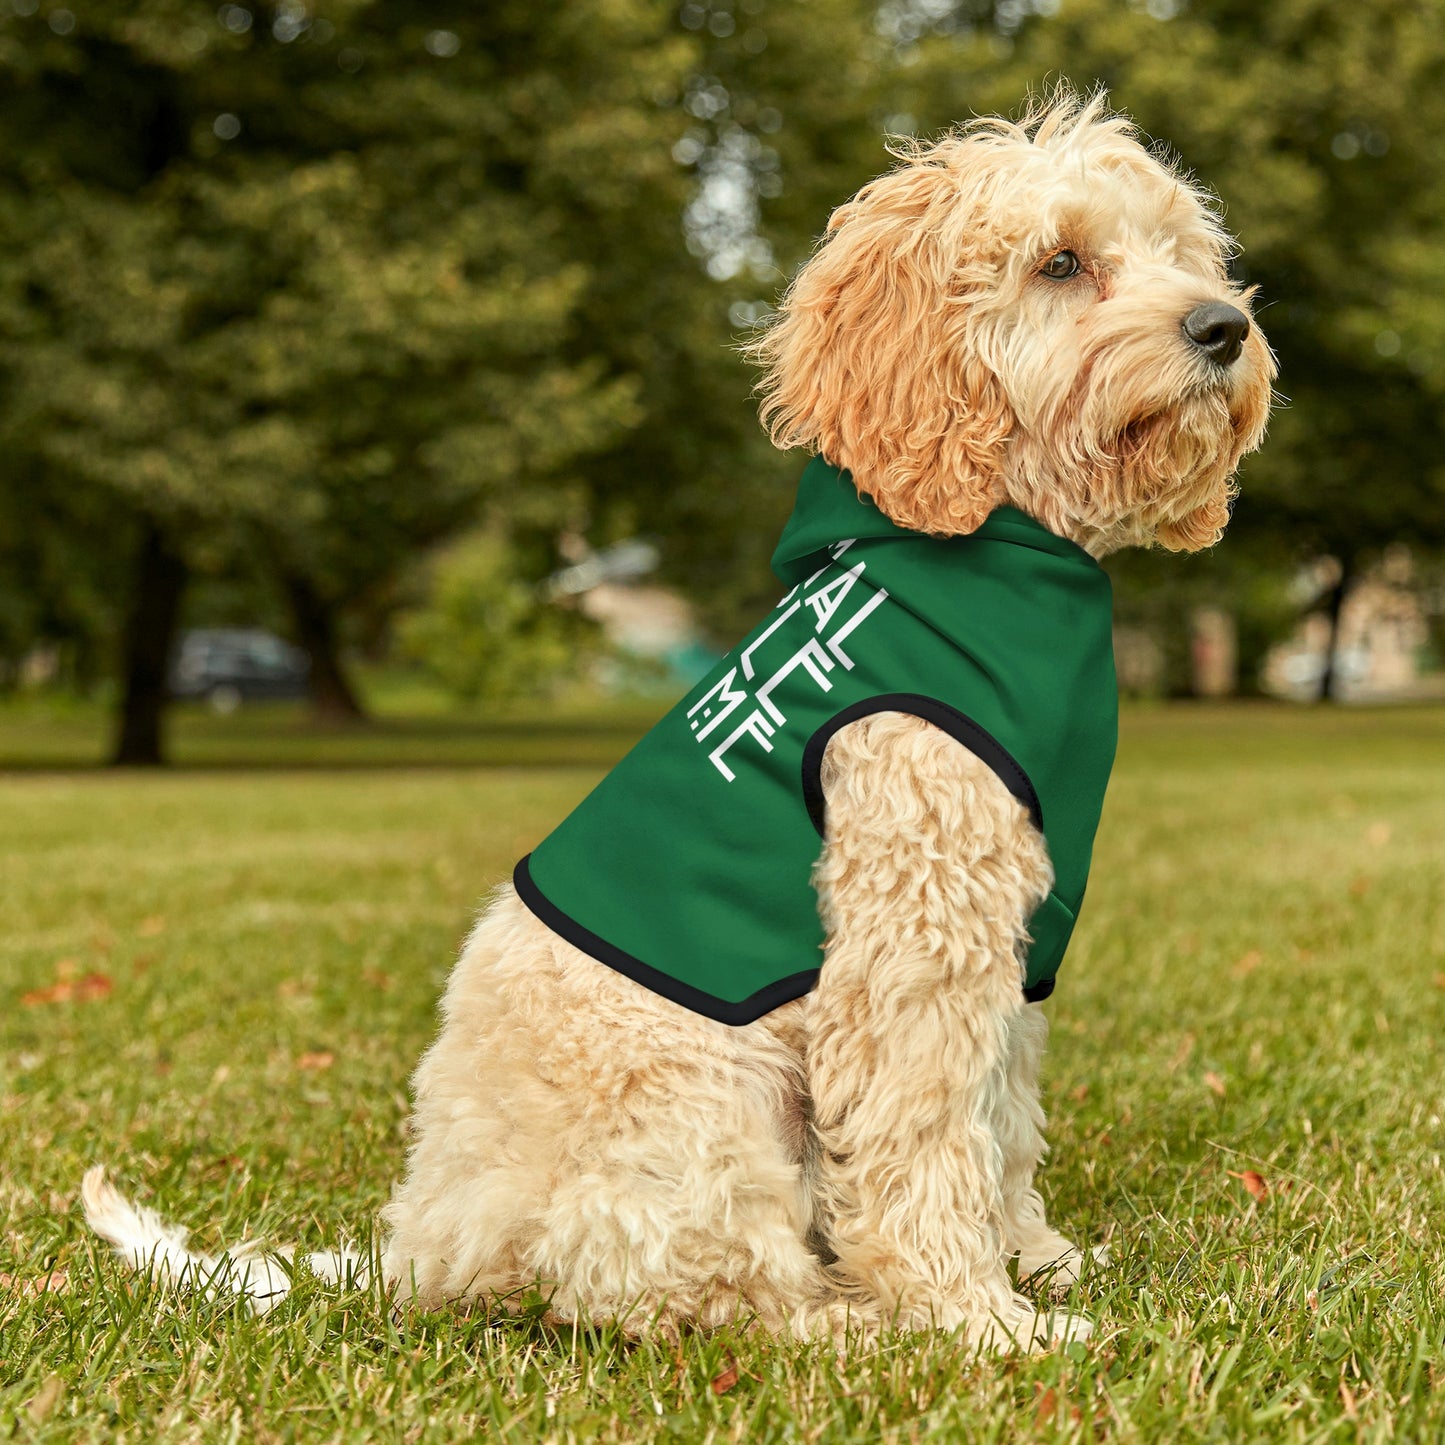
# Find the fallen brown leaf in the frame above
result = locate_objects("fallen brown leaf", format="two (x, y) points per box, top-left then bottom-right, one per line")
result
(27, 1374), (64, 1423)
(1168, 1034), (1196, 1072)
(296, 1051), (335, 1072)
(710, 1358), (740, 1395)
(21, 982), (69, 1006)
(1070, 1084), (1089, 1103)
(21, 972), (113, 1007)
(1034, 1386), (1058, 1426)
(1433, 973), (1445, 990)
(0, 1268), (69, 1298)
(1204, 1071), (1227, 1098)
(1228, 1169), (1268, 1201)
(1232, 950), (1263, 977)
(1348, 876), (1372, 899)
(361, 968), (394, 991)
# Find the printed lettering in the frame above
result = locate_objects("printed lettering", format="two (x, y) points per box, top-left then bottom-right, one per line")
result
(687, 667), (748, 742)
(804, 562), (865, 631)
(740, 599), (801, 679)
(825, 586), (890, 669)
(755, 638), (836, 724)
(776, 539), (856, 609)
(708, 709), (777, 781)
(694, 556), (892, 781)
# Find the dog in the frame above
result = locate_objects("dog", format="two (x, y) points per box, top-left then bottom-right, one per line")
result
(85, 89), (1274, 1351)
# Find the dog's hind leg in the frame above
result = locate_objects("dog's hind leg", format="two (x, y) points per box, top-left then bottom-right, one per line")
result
(510, 985), (835, 1341)
(383, 892), (834, 1338)
(804, 713), (1091, 1350)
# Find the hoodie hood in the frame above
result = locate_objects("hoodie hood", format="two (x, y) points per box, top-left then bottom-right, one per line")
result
(771, 456), (1100, 587)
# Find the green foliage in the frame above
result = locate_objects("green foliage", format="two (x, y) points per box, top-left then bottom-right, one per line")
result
(509, 0), (888, 638)
(396, 531), (598, 704)
(0, 460), (133, 690)
(2, 703), (1444, 1439)
(0, 1), (682, 556)
(4, 0), (1445, 702)
(0, 0), (702, 690)
(0, 0), (890, 681)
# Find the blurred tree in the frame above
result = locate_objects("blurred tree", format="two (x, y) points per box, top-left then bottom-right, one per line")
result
(7, 0), (1444, 742)
(1105, 540), (1301, 696)
(0, 0), (690, 758)
(0, 0), (905, 751)
(0, 455), (130, 694)
(569, 0), (888, 639)
(396, 528), (599, 705)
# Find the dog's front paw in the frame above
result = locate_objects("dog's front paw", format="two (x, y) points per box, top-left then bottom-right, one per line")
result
(1033, 1308), (1093, 1347)
(970, 1296), (1093, 1353)
(1018, 1239), (1110, 1294)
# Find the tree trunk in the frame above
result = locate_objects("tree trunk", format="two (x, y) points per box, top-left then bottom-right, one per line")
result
(111, 521), (187, 766)
(1317, 555), (1355, 703)
(283, 572), (366, 724)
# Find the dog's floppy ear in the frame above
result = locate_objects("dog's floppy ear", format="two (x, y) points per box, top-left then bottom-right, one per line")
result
(749, 147), (1012, 536)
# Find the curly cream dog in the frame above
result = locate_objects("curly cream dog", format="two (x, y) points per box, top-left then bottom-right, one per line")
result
(85, 91), (1273, 1350)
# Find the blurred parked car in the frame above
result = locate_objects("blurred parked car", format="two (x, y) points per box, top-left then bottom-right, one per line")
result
(169, 629), (310, 712)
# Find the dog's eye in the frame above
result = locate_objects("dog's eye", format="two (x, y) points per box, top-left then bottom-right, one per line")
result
(1040, 250), (1081, 280)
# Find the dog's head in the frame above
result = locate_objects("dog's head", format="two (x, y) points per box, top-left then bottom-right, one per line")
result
(750, 89), (1275, 554)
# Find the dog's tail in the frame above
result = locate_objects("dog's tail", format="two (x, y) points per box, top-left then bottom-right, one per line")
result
(81, 1166), (368, 1315)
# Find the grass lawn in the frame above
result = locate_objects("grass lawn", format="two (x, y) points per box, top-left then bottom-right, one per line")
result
(2, 700), (1443, 1442)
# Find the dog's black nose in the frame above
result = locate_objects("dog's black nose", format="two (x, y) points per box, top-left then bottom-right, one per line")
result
(1182, 302), (1250, 367)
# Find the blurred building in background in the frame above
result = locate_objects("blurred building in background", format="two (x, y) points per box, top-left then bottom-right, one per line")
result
(1262, 552), (1439, 702)
(548, 539), (719, 690)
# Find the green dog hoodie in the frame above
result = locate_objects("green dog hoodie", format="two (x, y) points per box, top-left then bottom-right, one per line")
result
(515, 457), (1119, 1025)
